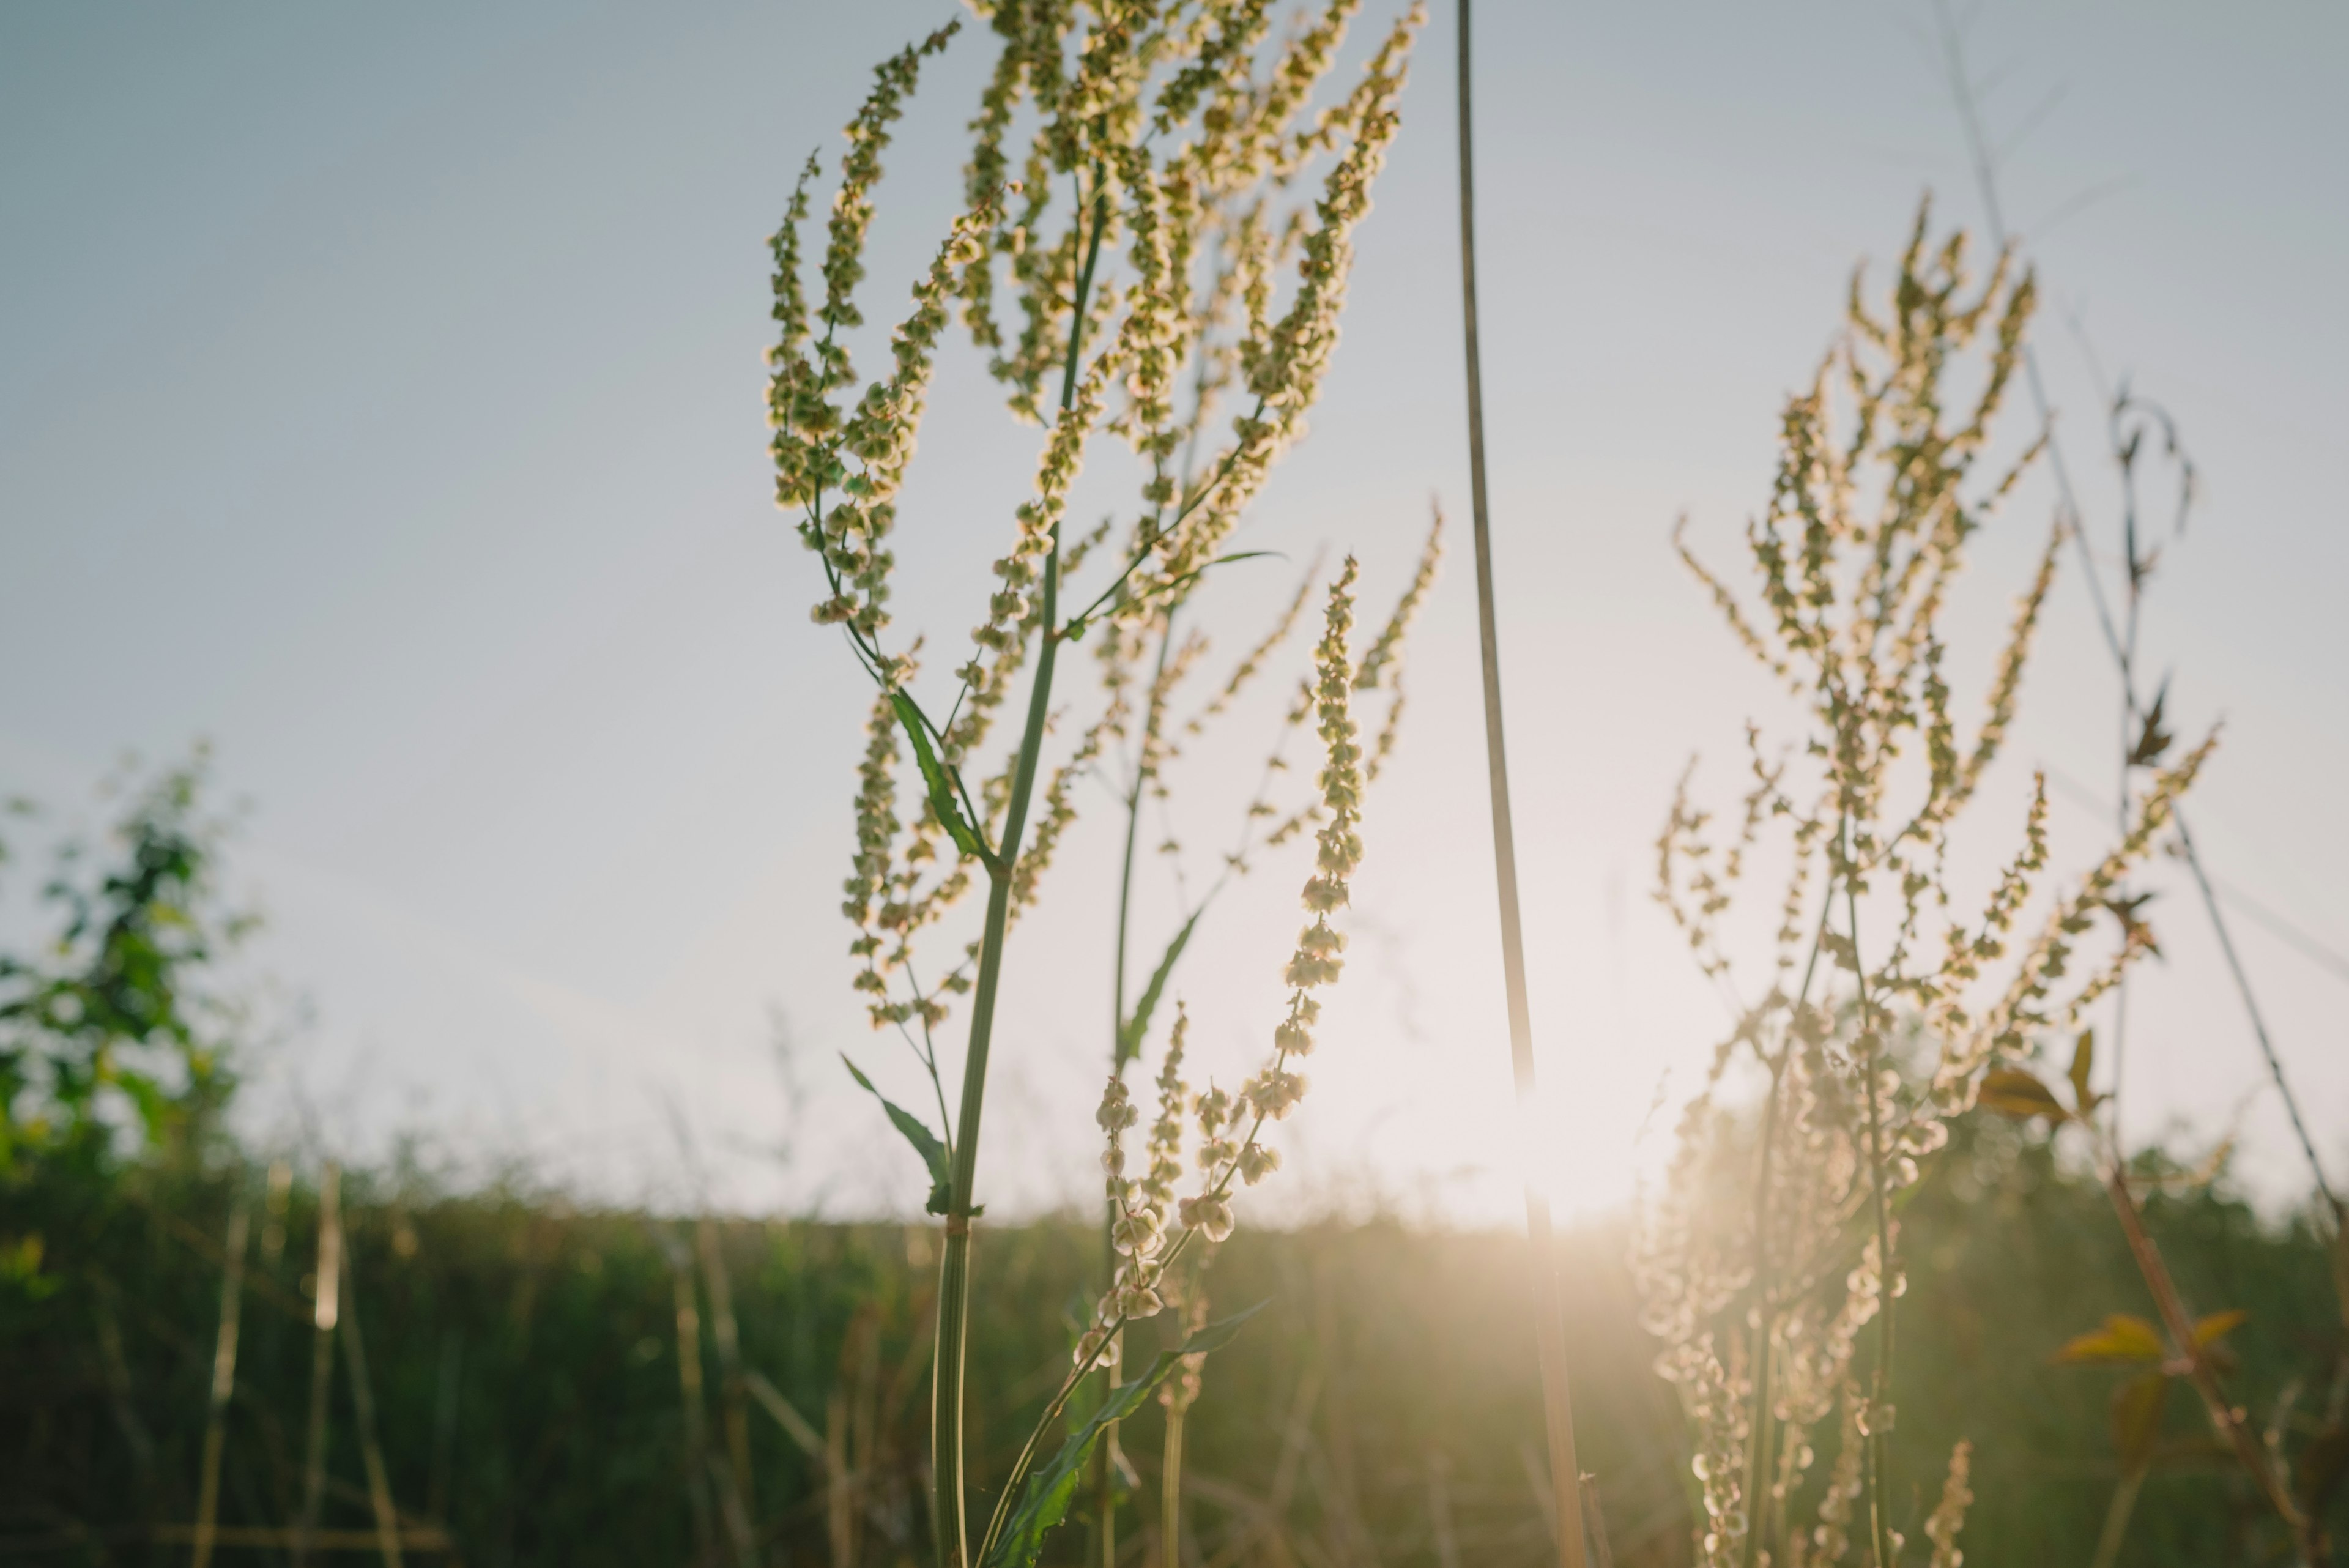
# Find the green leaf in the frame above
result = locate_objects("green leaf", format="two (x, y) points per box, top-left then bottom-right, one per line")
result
(891, 691), (990, 868)
(1116, 903), (1208, 1069)
(1978, 1068), (2071, 1124)
(842, 1055), (954, 1216)
(983, 1302), (1264, 1568)
(2055, 1313), (2165, 1367)
(2112, 1370), (2170, 1473)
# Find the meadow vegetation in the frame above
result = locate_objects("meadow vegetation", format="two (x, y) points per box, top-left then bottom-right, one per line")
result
(5, 6), (2343, 1567)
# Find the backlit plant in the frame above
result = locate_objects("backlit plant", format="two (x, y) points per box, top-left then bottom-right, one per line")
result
(765, 5), (1425, 1562)
(1638, 203), (2214, 1568)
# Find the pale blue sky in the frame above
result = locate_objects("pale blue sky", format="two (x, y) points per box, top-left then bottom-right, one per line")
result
(2, 2), (2342, 1219)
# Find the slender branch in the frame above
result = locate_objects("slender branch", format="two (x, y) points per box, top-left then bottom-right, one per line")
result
(2098, 1147), (2308, 1544)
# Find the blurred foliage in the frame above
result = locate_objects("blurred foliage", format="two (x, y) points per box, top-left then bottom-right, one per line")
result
(1, 1115), (2337, 1566)
(0, 750), (250, 1184)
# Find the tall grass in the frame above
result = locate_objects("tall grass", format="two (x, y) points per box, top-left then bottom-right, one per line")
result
(11, 1138), (2345, 1563)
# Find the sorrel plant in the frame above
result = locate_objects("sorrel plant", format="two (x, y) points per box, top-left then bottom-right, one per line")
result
(765, 7), (1425, 1563)
(1639, 203), (2216, 1568)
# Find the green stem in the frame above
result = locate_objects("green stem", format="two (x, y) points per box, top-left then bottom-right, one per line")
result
(1099, 611), (1172, 1568)
(2088, 1469), (2144, 1568)
(1162, 1401), (1187, 1566)
(931, 158), (1110, 1568)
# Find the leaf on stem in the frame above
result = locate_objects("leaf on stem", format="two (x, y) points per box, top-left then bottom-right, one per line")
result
(1116, 903), (1208, 1070)
(2190, 1309), (2247, 1350)
(1978, 1068), (2071, 1123)
(891, 691), (991, 868)
(2128, 682), (2173, 768)
(982, 1302), (1265, 1568)
(842, 1055), (960, 1217)
(2056, 1313), (2165, 1366)
(2068, 1030), (2101, 1116)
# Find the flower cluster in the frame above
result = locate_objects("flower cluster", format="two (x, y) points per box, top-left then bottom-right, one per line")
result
(1080, 1004), (1193, 1368)
(1073, 557), (1365, 1364)
(1159, 19), (1416, 606)
(777, 4), (1427, 1075)
(1922, 1440), (1974, 1568)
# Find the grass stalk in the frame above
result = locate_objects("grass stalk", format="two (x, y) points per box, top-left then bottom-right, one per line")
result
(426, 1331), (462, 1527)
(1098, 614), (1174, 1568)
(698, 1214), (762, 1556)
(292, 1162), (343, 1568)
(190, 1191), (251, 1568)
(1580, 1475), (1617, 1568)
(336, 1229), (406, 1568)
(668, 1243), (721, 1564)
(1455, 4), (1587, 1562)
(2088, 1469), (2146, 1568)
(828, 1375), (853, 1568)
(1161, 1405), (1188, 1568)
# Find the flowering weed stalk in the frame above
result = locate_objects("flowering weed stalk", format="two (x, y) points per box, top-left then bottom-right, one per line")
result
(1076, 510), (1436, 1561)
(1638, 203), (2212, 1568)
(767, 8), (1423, 1563)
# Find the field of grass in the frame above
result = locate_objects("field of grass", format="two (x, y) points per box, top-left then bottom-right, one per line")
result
(4, 1117), (2336, 1566)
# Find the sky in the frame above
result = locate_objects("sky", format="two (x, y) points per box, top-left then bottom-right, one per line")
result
(2, 2), (2343, 1225)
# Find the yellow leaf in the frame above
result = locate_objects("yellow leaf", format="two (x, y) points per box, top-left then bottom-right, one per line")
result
(1978, 1069), (2071, 1123)
(2068, 1030), (2095, 1113)
(2191, 1309), (2248, 1349)
(2056, 1313), (2165, 1366)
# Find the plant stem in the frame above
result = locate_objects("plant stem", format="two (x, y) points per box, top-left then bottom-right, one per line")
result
(1456, 4), (1586, 1563)
(1740, 897), (1835, 1568)
(1098, 610), (1175, 1568)
(932, 162), (1111, 1568)
(670, 1247), (720, 1564)
(1162, 1403), (1187, 1567)
(1841, 817), (1896, 1568)
(336, 1233), (406, 1568)
(2100, 1154), (2309, 1546)
(191, 1191), (251, 1568)
(2089, 1468), (2145, 1568)
(292, 1163), (341, 1568)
